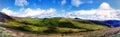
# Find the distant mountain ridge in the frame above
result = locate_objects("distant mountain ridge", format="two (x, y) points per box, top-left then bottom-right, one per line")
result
(74, 18), (120, 27)
(103, 20), (120, 27)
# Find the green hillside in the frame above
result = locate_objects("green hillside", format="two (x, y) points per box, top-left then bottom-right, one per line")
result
(1, 17), (109, 33)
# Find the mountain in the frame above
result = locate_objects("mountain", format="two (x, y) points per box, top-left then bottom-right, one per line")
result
(0, 12), (13, 22)
(90, 20), (111, 27)
(103, 20), (120, 27)
(74, 18), (111, 27)
(74, 18), (120, 27)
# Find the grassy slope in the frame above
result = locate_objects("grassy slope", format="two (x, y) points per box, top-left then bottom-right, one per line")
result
(3, 17), (109, 33)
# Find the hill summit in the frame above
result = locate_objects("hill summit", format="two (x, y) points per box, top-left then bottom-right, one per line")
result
(0, 12), (13, 22)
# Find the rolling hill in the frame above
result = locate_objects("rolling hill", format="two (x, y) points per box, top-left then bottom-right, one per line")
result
(1, 12), (120, 37)
(0, 12), (109, 33)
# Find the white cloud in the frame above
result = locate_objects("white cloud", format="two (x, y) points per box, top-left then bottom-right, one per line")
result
(61, 0), (66, 6)
(71, 0), (83, 7)
(1, 8), (56, 18)
(15, 0), (28, 7)
(1, 2), (120, 20)
(91, 2), (120, 20)
(99, 2), (112, 9)
(22, 8), (56, 17)
(73, 10), (96, 15)
(1, 8), (17, 16)
(67, 2), (120, 20)
(61, 0), (93, 7)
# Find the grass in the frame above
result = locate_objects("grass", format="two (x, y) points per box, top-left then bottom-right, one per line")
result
(60, 18), (108, 30)
(21, 25), (48, 32)
(3, 17), (109, 33)
(4, 21), (22, 27)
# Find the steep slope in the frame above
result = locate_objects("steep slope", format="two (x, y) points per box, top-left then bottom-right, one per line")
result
(0, 12), (13, 22)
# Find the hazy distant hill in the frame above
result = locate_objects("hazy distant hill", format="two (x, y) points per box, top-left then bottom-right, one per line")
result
(103, 20), (120, 27)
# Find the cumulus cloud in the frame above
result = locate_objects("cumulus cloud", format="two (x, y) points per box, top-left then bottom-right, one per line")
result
(1, 8), (17, 16)
(15, 0), (28, 7)
(1, 8), (56, 17)
(68, 2), (120, 20)
(22, 8), (56, 17)
(61, 0), (93, 7)
(61, 0), (66, 6)
(73, 10), (96, 15)
(99, 2), (112, 9)
(71, 0), (83, 7)
(1, 2), (120, 20)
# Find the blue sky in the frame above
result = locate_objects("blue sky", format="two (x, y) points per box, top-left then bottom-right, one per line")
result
(0, 0), (120, 20)
(0, 0), (120, 10)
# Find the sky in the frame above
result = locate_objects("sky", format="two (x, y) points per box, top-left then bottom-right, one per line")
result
(0, 0), (120, 20)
